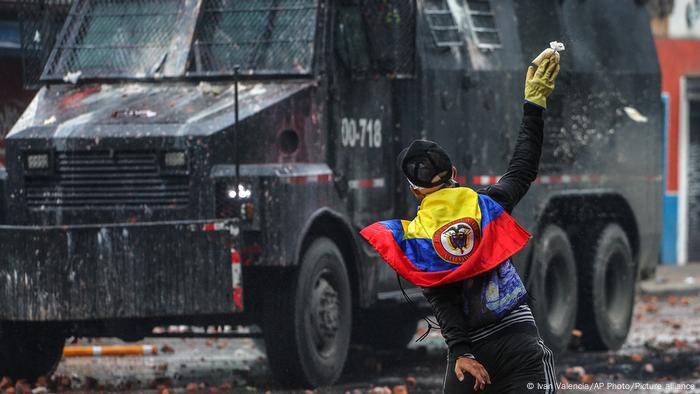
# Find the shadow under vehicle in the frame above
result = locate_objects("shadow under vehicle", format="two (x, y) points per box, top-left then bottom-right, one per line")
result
(0, 0), (661, 388)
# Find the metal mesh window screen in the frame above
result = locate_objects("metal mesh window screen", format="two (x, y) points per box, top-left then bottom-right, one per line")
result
(188, 0), (318, 76)
(464, 0), (501, 49)
(42, 0), (193, 80)
(335, 6), (371, 74)
(362, 0), (415, 77)
(423, 0), (462, 47)
(18, 0), (73, 88)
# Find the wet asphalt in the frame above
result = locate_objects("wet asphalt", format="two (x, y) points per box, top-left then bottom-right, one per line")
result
(42, 294), (700, 393)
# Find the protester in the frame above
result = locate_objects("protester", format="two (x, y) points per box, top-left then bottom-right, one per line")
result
(360, 48), (561, 393)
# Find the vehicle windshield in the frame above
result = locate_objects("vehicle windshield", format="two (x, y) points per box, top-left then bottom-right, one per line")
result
(188, 0), (318, 76)
(41, 0), (318, 81)
(42, 0), (192, 80)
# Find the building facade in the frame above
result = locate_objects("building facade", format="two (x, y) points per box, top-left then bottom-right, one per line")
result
(649, 0), (700, 264)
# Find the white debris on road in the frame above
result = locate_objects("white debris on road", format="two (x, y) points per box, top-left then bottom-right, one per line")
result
(49, 296), (700, 393)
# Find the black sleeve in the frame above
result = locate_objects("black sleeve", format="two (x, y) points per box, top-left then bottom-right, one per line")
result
(477, 103), (544, 213)
(421, 283), (473, 358)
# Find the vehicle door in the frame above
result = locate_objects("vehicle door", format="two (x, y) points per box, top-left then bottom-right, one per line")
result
(330, 2), (415, 294)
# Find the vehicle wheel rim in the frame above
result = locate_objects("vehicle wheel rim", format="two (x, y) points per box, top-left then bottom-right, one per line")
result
(309, 267), (341, 358)
(545, 254), (570, 332)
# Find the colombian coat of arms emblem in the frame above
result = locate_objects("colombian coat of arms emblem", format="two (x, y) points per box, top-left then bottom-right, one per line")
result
(432, 217), (482, 264)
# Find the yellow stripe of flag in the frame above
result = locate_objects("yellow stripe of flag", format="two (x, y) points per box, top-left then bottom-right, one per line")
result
(402, 187), (482, 240)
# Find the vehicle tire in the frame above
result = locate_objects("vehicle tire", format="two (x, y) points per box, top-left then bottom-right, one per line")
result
(262, 237), (352, 388)
(530, 225), (578, 354)
(352, 308), (418, 350)
(576, 223), (635, 350)
(0, 322), (65, 382)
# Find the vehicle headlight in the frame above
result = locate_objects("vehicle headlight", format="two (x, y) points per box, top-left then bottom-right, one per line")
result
(162, 151), (187, 168)
(25, 153), (50, 170)
(216, 182), (255, 219)
(226, 184), (252, 199)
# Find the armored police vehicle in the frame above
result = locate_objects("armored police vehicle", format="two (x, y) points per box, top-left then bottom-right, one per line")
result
(1, 0), (660, 388)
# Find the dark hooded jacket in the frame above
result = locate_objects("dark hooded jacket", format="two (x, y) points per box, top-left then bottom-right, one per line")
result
(421, 102), (544, 358)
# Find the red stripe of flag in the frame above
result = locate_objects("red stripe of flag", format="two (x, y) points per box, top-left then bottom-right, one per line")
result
(359, 210), (530, 287)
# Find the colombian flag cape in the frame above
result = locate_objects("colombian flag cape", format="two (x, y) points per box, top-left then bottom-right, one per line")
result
(360, 187), (530, 287)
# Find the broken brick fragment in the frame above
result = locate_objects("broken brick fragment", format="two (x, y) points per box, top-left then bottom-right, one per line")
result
(392, 385), (408, 394)
(405, 376), (417, 387)
(161, 344), (175, 354)
(34, 377), (47, 389)
(0, 378), (11, 390)
(14, 380), (30, 394)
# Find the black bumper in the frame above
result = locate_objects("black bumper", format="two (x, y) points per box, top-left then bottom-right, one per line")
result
(0, 220), (242, 321)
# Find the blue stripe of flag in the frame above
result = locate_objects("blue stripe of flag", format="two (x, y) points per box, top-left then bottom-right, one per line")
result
(379, 220), (459, 272)
(377, 195), (506, 273)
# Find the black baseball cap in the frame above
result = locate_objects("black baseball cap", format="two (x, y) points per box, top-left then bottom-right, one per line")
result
(396, 140), (453, 188)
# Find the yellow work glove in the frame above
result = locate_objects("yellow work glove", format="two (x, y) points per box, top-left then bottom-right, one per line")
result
(524, 48), (561, 109)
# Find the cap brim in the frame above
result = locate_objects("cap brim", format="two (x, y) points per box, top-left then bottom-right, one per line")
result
(396, 146), (409, 172)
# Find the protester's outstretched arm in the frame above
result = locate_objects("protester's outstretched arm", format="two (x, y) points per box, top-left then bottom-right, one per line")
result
(477, 48), (560, 213)
(477, 103), (543, 213)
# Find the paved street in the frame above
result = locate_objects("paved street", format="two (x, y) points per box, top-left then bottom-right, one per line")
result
(38, 292), (700, 393)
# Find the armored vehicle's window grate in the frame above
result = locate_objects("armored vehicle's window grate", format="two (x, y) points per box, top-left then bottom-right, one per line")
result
(188, 0), (318, 76)
(41, 0), (194, 80)
(336, 6), (372, 74)
(464, 0), (501, 49)
(363, 0), (416, 77)
(424, 0), (463, 48)
(18, 0), (73, 88)
(336, 1), (416, 78)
